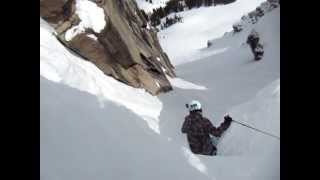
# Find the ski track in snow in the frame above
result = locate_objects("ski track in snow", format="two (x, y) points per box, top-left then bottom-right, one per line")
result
(181, 146), (208, 175)
(167, 76), (207, 90)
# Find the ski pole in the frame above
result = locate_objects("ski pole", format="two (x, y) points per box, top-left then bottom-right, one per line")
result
(231, 119), (280, 140)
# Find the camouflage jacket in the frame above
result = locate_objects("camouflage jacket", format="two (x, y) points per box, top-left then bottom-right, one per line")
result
(246, 33), (260, 47)
(181, 111), (231, 156)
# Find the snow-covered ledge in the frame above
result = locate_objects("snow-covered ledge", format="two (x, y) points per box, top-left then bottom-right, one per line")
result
(65, 0), (106, 41)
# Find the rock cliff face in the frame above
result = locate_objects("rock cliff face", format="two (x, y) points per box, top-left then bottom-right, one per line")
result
(40, 0), (176, 95)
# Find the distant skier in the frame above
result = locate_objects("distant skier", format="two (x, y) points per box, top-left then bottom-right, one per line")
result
(181, 100), (232, 156)
(246, 29), (264, 60)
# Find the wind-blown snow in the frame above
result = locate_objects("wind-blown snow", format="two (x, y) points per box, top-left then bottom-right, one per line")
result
(158, 0), (265, 65)
(65, 0), (106, 41)
(41, 18), (161, 134)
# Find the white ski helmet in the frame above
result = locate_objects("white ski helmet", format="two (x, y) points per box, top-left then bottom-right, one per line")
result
(187, 100), (202, 112)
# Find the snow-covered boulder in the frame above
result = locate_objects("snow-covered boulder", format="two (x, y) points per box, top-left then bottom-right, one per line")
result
(232, 22), (243, 33)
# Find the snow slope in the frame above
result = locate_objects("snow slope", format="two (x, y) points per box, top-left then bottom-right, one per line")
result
(40, 76), (211, 180)
(158, 0), (265, 65)
(167, 75), (207, 90)
(220, 79), (280, 156)
(159, 5), (279, 142)
(203, 79), (280, 180)
(40, 1), (279, 180)
(40, 18), (162, 134)
(157, 5), (279, 180)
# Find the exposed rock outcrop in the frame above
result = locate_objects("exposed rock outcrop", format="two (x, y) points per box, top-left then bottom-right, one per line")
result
(40, 0), (176, 95)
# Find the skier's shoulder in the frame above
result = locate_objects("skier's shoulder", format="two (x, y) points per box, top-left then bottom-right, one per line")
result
(201, 116), (212, 124)
(185, 113), (191, 118)
(201, 116), (210, 121)
(185, 113), (199, 122)
(185, 114), (192, 121)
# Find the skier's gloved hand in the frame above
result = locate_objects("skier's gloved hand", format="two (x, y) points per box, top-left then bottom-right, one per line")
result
(224, 114), (233, 123)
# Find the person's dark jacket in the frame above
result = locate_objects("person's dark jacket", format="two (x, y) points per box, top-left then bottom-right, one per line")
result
(246, 30), (264, 60)
(181, 111), (232, 156)
(247, 32), (260, 50)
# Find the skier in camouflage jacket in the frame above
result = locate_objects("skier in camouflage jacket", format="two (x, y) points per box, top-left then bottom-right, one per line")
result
(182, 101), (232, 156)
(246, 29), (264, 60)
